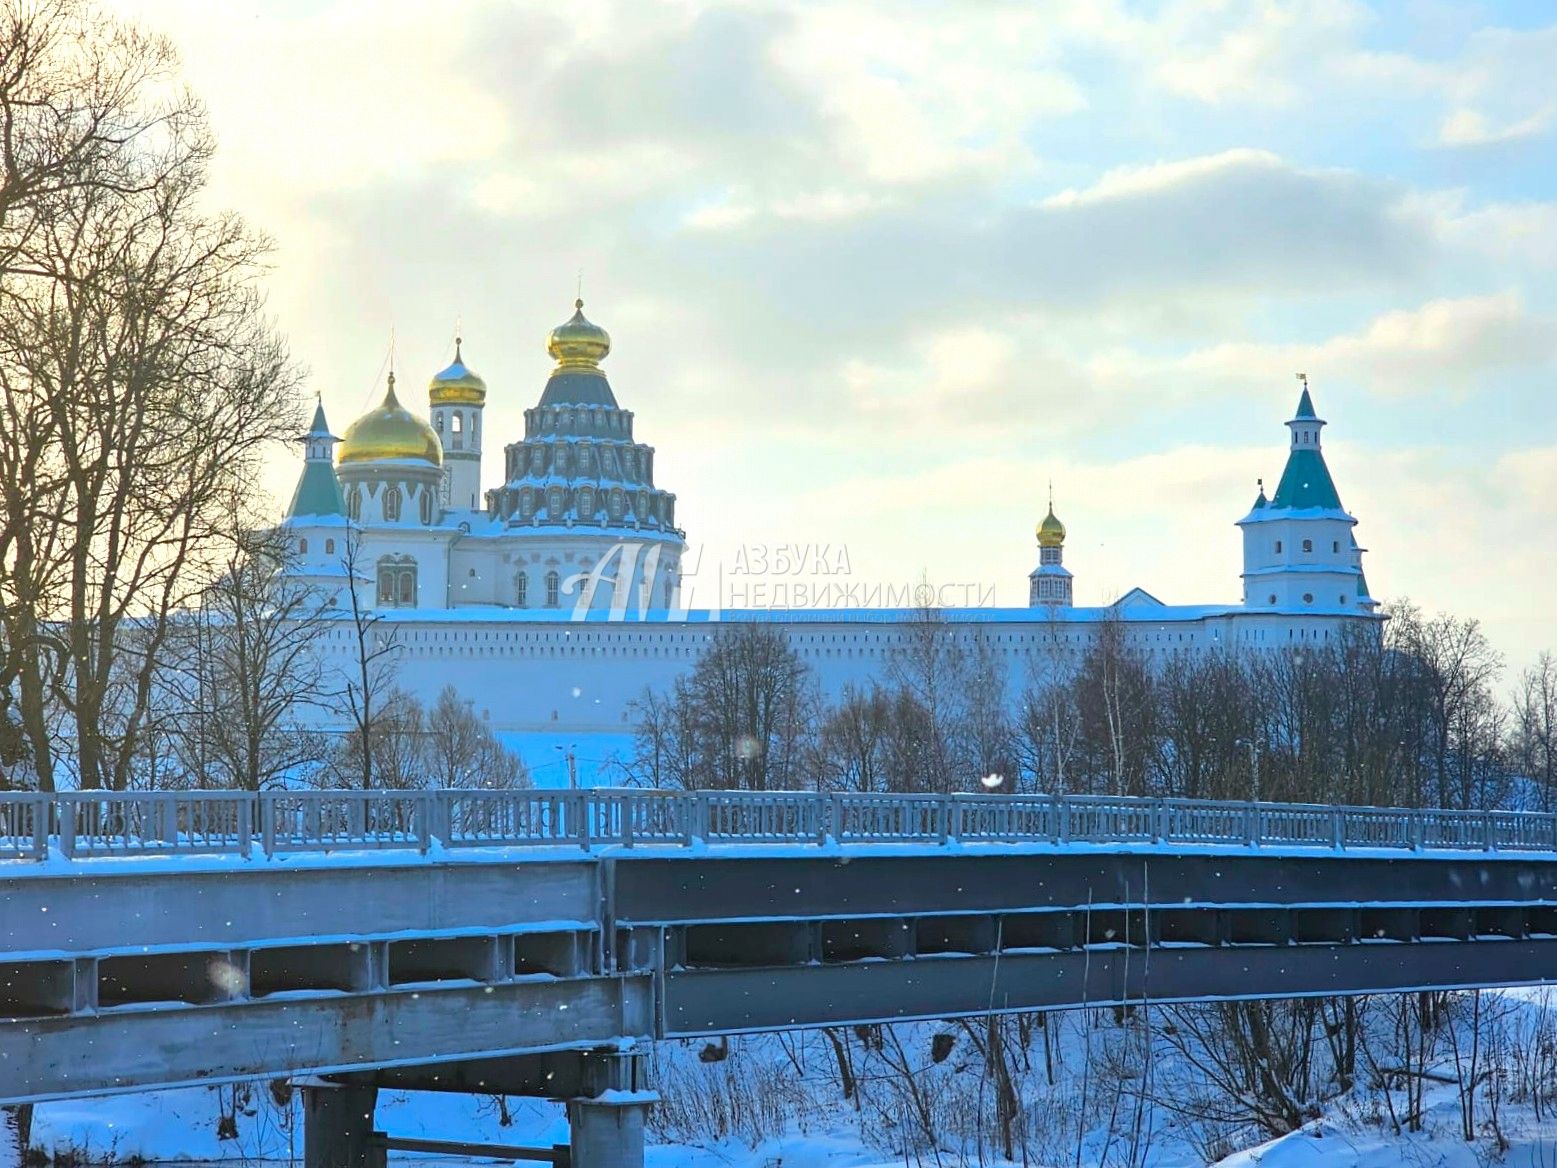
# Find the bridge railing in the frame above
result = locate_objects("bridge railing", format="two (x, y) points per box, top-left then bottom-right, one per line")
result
(4, 788), (1557, 861)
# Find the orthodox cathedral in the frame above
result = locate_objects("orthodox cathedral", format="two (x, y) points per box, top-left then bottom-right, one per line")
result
(280, 301), (1380, 753)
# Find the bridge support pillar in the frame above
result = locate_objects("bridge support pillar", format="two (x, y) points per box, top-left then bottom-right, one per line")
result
(302, 1083), (382, 1168)
(567, 1051), (656, 1168)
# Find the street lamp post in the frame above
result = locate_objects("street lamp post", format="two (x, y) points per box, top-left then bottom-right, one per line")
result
(1237, 737), (1262, 803)
(554, 743), (578, 791)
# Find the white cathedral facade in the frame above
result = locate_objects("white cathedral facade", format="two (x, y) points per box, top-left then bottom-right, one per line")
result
(280, 302), (1381, 754)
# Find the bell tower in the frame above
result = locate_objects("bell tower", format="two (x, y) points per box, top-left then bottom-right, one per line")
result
(1028, 488), (1073, 608)
(429, 337), (487, 512)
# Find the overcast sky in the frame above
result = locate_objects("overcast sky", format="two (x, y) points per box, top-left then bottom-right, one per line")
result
(112, 0), (1557, 672)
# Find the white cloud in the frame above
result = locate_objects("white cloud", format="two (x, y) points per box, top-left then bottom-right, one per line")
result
(1438, 106), (1557, 148)
(1161, 294), (1557, 398)
(1042, 149), (1285, 208)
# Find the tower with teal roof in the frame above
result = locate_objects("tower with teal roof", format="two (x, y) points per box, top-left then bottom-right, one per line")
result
(1237, 379), (1375, 615)
(278, 399), (357, 607)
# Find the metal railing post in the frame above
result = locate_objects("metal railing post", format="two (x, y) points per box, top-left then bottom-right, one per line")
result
(414, 792), (431, 853)
(59, 799), (76, 860)
(157, 797), (175, 848)
(32, 796), (48, 860)
(261, 793), (277, 857)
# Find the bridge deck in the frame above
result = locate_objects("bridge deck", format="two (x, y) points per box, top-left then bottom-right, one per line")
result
(5, 789), (1557, 1105)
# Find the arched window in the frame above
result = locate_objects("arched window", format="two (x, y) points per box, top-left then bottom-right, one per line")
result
(664, 578), (674, 607)
(383, 485), (402, 522)
(516, 572), (528, 608)
(546, 570), (560, 607)
(1302, 538), (1313, 553)
(420, 490), (433, 524)
(376, 556), (417, 608)
(1274, 540), (1283, 554)
(452, 412), (463, 433)
(298, 538), (308, 554)
(325, 539), (335, 555)
(348, 487), (362, 521)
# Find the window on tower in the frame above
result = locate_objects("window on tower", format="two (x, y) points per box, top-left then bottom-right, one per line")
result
(383, 485), (402, 522)
(298, 538), (308, 554)
(1302, 539), (1313, 553)
(1274, 540), (1283, 553)
(546, 570), (561, 608)
(375, 557), (418, 608)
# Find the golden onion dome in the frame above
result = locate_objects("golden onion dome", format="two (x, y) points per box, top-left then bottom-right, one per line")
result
(428, 338), (487, 407)
(338, 372), (443, 466)
(546, 298), (610, 371)
(1037, 506), (1066, 548)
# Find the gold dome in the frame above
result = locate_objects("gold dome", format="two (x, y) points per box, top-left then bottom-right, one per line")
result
(1037, 506), (1066, 548)
(546, 298), (610, 371)
(428, 338), (487, 407)
(338, 372), (443, 466)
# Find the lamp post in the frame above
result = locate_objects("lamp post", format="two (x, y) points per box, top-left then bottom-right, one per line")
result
(554, 743), (578, 791)
(1237, 737), (1262, 803)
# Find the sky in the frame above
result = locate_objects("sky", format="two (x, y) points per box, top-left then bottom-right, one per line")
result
(111, 0), (1557, 674)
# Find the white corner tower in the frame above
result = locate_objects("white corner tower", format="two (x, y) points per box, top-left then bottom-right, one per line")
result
(1237, 378), (1376, 614)
(1028, 491), (1073, 608)
(429, 338), (487, 512)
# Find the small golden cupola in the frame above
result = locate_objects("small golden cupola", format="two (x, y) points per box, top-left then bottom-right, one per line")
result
(1037, 505), (1066, 548)
(428, 338), (487, 408)
(338, 372), (443, 466)
(546, 299), (611, 372)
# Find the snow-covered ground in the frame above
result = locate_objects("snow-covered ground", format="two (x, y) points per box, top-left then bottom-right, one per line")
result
(23, 990), (1557, 1167)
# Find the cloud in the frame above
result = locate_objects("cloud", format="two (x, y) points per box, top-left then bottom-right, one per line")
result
(1161, 294), (1557, 398)
(1438, 106), (1557, 148)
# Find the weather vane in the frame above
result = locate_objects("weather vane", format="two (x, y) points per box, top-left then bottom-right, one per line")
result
(1296, 371), (1308, 390)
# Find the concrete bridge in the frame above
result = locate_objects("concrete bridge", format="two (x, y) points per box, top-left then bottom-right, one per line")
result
(6, 787), (1557, 1167)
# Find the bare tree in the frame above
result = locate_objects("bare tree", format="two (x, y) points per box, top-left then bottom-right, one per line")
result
(158, 522), (332, 790)
(424, 684), (529, 788)
(0, 0), (196, 274)
(335, 533), (398, 789)
(1074, 612), (1156, 796)
(1514, 652), (1557, 811)
(627, 624), (816, 791)
(813, 684), (892, 793)
(0, 0), (301, 790)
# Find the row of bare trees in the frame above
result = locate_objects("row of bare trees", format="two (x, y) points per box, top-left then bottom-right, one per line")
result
(624, 604), (1557, 812)
(0, 0), (301, 790)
